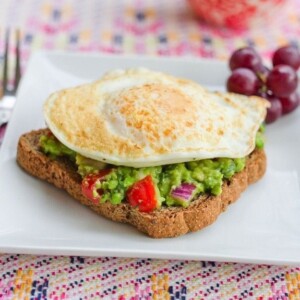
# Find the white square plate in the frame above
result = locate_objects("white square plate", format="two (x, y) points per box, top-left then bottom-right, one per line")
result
(0, 51), (300, 265)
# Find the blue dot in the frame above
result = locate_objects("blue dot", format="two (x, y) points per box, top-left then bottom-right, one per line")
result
(25, 34), (33, 44)
(136, 12), (145, 21)
(69, 35), (78, 44)
(181, 286), (187, 294)
(52, 9), (61, 20)
(159, 35), (167, 43)
(114, 35), (123, 44)
(202, 37), (211, 44)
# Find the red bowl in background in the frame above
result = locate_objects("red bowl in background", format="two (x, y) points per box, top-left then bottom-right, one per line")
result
(188, 0), (288, 29)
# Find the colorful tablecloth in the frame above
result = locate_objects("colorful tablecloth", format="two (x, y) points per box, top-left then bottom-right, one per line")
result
(1, 0), (300, 299)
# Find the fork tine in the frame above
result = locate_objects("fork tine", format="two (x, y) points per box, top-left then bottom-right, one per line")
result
(2, 28), (10, 94)
(14, 29), (21, 92)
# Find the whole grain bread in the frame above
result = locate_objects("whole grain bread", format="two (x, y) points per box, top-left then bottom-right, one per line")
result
(17, 129), (267, 238)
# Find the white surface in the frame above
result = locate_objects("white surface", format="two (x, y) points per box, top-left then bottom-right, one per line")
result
(0, 51), (300, 265)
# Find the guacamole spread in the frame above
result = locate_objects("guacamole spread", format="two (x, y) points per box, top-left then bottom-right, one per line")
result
(39, 127), (264, 209)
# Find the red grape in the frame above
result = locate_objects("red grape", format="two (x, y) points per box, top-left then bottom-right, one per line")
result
(273, 46), (300, 71)
(229, 47), (262, 72)
(227, 45), (300, 125)
(227, 68), (259, 96)
(279, 92), (300, 114)
(266, 65), (298, 97)
(265, 95), (283, 124)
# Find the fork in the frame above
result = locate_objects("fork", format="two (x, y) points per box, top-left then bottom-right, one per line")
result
(0, 28), (21, 128)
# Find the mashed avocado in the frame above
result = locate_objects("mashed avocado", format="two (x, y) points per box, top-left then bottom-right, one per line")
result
(40, 134), (76, 160)
(76, 154), (107, 177)
(39, 128), (264, 208)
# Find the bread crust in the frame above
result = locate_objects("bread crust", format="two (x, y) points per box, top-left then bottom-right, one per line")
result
(17, 129), (267, 238)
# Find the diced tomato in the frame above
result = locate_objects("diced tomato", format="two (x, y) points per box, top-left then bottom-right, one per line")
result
(126, 175), (157, 213)
(81, 169), (112, 204)
(46, 130), (55, 138)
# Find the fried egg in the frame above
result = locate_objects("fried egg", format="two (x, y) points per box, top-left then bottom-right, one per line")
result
(44, 68), (269, 167)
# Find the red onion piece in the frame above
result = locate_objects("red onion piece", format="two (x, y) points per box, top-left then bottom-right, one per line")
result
(171, 183), (196, 203)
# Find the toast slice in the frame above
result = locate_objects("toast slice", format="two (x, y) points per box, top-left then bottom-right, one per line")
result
(17, 129), (267, 238)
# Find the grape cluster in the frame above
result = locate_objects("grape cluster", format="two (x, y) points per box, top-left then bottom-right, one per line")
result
(227, 46), (300, 124)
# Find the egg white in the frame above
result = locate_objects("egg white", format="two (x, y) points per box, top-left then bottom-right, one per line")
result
(44, 68), (269, 167)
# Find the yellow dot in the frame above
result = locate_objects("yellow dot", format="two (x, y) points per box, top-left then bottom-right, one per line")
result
(168, 32), (178, 42)
(277, 36), (288, 47)
(289, 14), (298, 23)
(253, 36), (266, 48)
(158, 279), (164, 287)
(125, 7), (135, 17)
(42, 3), (51, 15)
(63, 4), (72, 18)
(101, 31), (112, 42)
(21, 274), (28, 281)
(146, 8), (155, 18)
(80, 30), (91, 43)
(219, 54), (228, 60)
(189, 33), (199, 42)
